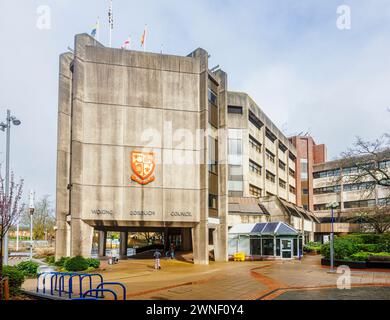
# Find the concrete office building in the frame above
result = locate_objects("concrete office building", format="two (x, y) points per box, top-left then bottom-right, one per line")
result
(226, 92), (298, 203)
(289, 135), (327, 211)
(313, 154), (390, 240)
(55, 34), (229, 264)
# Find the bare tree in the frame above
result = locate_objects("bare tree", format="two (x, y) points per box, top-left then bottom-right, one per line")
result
(348, 205), (390, 234)
(340, 136), (389, 183)
(21, 195), (55, 240)
(0, 170), (24, 280)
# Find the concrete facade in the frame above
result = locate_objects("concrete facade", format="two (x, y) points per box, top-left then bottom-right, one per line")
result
(226, 92), (298, 204)
(289, 135), (327, 211)
(55, 34), (228, 264)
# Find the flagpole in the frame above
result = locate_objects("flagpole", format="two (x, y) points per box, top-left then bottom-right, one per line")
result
(109, 0), (113, 47)
(97, 17), (100, 42)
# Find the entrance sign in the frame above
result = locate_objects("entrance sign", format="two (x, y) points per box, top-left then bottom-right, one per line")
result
(131, 151), (156, 185)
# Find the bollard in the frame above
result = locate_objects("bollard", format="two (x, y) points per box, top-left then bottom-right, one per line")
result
(4, 277), (10, 300)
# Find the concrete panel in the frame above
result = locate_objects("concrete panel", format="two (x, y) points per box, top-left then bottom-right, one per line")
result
(163, 189), (200, 222)
(83, 104), (124, 145)
(83, 144), (124, 186)
(123, 107), (163, 148)
(162, 71), (200, 112)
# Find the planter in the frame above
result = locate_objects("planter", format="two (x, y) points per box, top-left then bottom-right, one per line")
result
(367, 260), (390, 269)
(321, 258), (367, 269)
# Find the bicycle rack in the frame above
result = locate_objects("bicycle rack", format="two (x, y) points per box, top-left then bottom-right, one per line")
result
(83, 288), (118, 300)
(35, 271), (126, 300)
(96, 282), (127, 300)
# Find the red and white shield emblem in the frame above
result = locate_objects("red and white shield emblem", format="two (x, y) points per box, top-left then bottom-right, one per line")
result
(131, 151), (156, 185)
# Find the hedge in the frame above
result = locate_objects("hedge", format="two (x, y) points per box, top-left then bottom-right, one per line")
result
(16, 261), (40, 278)
(2, 266), (25, 296)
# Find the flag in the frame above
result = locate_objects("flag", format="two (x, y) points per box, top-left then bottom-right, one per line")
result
(141, 25), (147, 47)
(108, 0), (114, 30)
(121, 37), (131, 50)
(91, 19), (99, 38)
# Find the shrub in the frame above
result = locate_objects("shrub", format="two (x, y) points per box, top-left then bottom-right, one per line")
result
(350, 252), (374, 261)
(321, 237), (360, 260)
(2, 266), (25, 296)
(54, 256), (70, 267)
(64, 256), (89, 272)
(16, 261), (40, 278)
(86, 258), (100, 269)
(45, 256), (55, 265)
(356, 244), (381, 253)
(304, 242), (322, 253)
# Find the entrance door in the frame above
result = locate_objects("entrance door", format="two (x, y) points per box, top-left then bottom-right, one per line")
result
(280, 239), (293, 259)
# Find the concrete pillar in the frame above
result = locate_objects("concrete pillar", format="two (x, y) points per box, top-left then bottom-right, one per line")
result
(192, 221), (209, 265)
(55, 220), (68, 260)
(213, 223), (228, 262)
(70, 218), (94, 257)
(181, 228), (192, 251)
(119, 232), (128, 259)
(98, 231), (107, 257)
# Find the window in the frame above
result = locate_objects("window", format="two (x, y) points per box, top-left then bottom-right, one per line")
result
(342, 166), (358, 175)
(208, 194), (218, 209)
(228, 129), (243, 165)
(208, 88), (218, 106)
(249, 160), (262, 176)
(313, 169), (341, 179)
(208, 136), (218, 174)
(279, 179), (286, 189)
(289, 168), (295, 178)
(378, 198), (390, 205)
(249, 111), (263, 130)
(343, 182), (375, 192)
(314, 185), (341, 195)
(279, 160), (286, 171)
(249, 184), (262, 197)
(289, 185), (296, 194)
(278, 142), (287, 153)
(300, 159), (308, 181)
(344, 199), (376, 209)
(228, 180), (243, 192)
(266, 170), (275, 183)
(379, 160), (390, 169)
(249, 135), (262, 153)
(302, 188), (309, 195)
(289, 152), (296, 163)
(262, 239), (274, 256)
(314, 203), (341, 211)
(265, 128), (277, 142)
(303, 205), (309, 210)
(228, 105), (243, 114)
(266, 149), (275, 164)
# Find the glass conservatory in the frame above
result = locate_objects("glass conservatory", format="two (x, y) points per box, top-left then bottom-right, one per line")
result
(228, 222), (303, 260)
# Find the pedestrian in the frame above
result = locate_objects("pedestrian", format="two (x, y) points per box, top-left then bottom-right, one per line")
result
(154, 249), (162, 270)
(170, 242), (176, 259)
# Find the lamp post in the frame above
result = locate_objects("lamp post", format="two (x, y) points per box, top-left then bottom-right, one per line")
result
(0, 109), (22, 265)
(327, 201), (339, 273)
(29, 191), (35, 260)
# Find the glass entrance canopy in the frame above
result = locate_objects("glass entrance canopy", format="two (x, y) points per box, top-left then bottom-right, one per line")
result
(228, 222), (303, 259)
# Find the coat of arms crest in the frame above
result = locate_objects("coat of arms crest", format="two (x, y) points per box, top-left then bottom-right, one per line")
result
(131, 151), (156, 185)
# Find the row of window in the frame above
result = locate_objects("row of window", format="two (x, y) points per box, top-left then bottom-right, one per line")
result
(314, 198), (390, 211)
(313, 182), (375, 195)
(314, 160), (390, 179)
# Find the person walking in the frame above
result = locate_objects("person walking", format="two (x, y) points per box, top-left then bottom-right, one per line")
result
(154, 249), (162, 270)
(170, 242), (176, 259)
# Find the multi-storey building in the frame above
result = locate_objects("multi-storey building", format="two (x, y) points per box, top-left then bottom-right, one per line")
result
(313, 155), (390, 241)
(289, 135), (327, 211)
(56, 34), (229, 264)
(226, 92), (297, 203)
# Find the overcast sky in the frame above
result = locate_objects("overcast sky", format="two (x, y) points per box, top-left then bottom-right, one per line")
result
(0, 0), (389, 202)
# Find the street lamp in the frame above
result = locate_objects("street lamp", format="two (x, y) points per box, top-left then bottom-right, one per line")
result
(327, 201), (339, 273)
(0, 109), (22, 266)
(29, 190), (35, 260)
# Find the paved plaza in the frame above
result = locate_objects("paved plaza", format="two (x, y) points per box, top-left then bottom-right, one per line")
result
(23, 254), (390, 300)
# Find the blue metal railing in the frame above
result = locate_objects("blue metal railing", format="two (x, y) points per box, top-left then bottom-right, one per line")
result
(83, 288), (118, 300)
